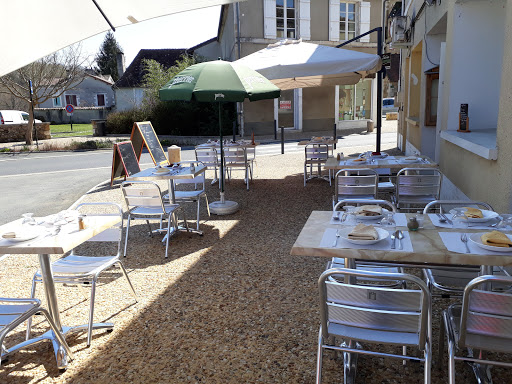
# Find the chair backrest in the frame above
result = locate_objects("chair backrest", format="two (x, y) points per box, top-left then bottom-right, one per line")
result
(195, 147), (218, 167)
(334, 199), (397, 213)
(458, 275), (512, 352)
(72, 202), (123, 256)
(224, 147), (247, 166)
(319, 268), (430, 348)
(173, 161), (206, 187)
(305, 143), (329, 162)
(334, 168), (378, 199)
(423, 200), (493, 214)
(246, 146), (256, 160)
(121, 181), (165, 212)
(396, 168), (441, 199)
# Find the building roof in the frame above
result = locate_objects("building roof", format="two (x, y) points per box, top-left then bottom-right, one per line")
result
(114, 48), (189, 88)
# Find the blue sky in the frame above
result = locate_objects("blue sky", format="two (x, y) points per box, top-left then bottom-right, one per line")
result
(80, 6), (221, 68)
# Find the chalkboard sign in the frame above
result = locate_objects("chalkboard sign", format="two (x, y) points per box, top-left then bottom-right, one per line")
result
(110, 141), (141, 186)
(131, 121), (169, 166)
(458, 104), (470, 132)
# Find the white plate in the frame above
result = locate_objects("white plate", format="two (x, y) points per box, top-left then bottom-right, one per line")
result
(449, 209), (499, 223)
(354, 208), (390, 221)
(348, 158), (367, 164)
(469, 232), (512, 253)
(338, 226), (389, 245)
(2, 230), (41, 243)
(152, 169), (171, 175)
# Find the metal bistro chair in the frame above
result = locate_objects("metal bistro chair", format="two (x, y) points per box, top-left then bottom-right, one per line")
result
(317, 268), (432, 384)
(195, 146), (219, 185)
(332, 168), (378, 208)
(1, 298), (72, 368)
(224, 146), (251, 190)
(245, 146), (256, 179)
(393, 168), (441, 212)
(121, 181), (187, 258)
(440, 275), (512, 383)
(168, 161), (210, 232)
(422, 200), (508, 297)
(26, 203), (137, 347)
(304, 143), (331, 187)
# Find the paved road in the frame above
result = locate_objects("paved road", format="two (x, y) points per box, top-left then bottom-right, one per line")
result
(0, 132), (397, 225)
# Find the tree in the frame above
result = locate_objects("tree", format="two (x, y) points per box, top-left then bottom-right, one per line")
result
(95, 31), (124, 82)
(0, 44), (88, 144)
(141, 54), (197, 111)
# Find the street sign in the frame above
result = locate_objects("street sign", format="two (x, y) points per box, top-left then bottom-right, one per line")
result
(65, 104), (74, 114)
(381, 53), (391, 70)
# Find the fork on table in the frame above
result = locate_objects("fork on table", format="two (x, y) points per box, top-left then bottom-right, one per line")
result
(332, 228), (341, 248)
(460, 233), (470, 253)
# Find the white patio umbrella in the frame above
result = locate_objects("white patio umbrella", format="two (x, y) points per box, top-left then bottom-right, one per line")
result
(235, 39), (381, 90)
(0, 0), (242, 77)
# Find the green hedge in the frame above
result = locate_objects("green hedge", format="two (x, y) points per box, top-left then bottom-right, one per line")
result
(106, 102), (236, 136)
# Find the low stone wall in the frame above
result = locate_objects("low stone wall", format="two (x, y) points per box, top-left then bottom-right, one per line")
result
(34, 107), (111, 124)
(0, 122), (51, 143)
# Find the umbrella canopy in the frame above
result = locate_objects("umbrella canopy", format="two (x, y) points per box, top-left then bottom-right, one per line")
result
(159, 60), (281, 102)
(1, 0), (242, 77)
(235, 39), (382, 90)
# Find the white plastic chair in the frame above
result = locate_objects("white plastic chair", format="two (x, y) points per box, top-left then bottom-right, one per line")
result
(26, 203), (137, 347)
(393, 168), (442, 212)
(1, 298), (72, 368)
(317, 268), (432, 384)
(122, 181), (187, 258)
(224, 147), (251, 190)
(195, 146), (219, 185)
(169, 161), (210, 232)
(304, 143), (331, 186)
(333, 168), (378, 208)
(440, 275), (512, 383)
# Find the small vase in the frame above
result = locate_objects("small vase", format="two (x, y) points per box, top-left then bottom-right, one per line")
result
(407, 217), (420, 231)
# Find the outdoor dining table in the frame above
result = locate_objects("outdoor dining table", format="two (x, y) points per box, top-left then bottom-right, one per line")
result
(290, 210), (512, 383)
(0, 214), (121, 369)
(324, 154), (438, 171)
(126, 164), (207, 235)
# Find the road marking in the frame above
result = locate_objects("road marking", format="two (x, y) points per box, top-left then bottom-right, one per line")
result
(0, 163), (154, 178)
(0, 151), (109, 162)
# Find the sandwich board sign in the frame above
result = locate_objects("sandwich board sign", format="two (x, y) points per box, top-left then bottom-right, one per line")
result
(131, 121), (169, 166)
(110, 141), (141, 186)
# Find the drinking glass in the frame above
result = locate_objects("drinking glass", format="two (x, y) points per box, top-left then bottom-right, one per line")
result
(21, 213), (36, 225)
(495, 214), (512, 231)
(380, 212), (396, 235)
(344, 206), (357, 225)
(452, 208), (468, 230)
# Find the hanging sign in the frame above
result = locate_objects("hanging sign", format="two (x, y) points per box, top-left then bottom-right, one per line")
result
(458, 104), (470, 132)
(110, 141), (141, 186)
(279, 101), (292, 110)
(131, 121), (169, 166)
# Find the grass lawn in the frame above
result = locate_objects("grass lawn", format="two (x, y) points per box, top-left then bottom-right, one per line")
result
(50, 123), (93, 137)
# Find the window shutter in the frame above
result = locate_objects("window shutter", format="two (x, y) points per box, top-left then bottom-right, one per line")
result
(329, 0), (340, 42)
(76, 95), (80, 107)
(298, 0), (311, 40)
(264, 0), (277, 39)
(359, 1), (371, 42)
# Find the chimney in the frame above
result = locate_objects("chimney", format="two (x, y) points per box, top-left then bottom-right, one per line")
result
(116, 53), (125, 78)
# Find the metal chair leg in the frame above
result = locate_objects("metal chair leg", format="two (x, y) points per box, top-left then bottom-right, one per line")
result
(86, 278), (98, 346)
(316, 327), (324, 384)
(123, 216), (131, 257)
(117, 261), (138, 301)
(25, 278), (38, 341)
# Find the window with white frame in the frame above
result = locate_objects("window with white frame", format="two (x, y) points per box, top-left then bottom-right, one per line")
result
(329, 0), (371, 42)
(276, 0), (296, 39)
(96, 93), (106, 107)
(340, 2), (356, 41)
(52, 96), (62, 107)
(65, 94), (78, 106)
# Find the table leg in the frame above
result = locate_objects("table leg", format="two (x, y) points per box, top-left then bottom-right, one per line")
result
(167, 179), (203, 236)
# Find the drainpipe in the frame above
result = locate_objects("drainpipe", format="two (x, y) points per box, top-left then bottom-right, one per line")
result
(236, 3), (245, 138)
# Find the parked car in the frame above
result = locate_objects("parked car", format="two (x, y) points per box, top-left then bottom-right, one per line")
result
(0, 110), (42, 124)
(382, 98), (398, 115)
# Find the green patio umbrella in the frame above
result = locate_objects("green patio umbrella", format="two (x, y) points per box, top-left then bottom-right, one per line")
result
(159, 60), (281, 214)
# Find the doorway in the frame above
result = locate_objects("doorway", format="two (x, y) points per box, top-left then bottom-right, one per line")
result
(278, 89), (295, 128)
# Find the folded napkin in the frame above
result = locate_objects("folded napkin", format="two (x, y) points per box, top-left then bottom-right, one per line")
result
(2, 232), (16, 239)
(481, 231), (512, 248)
(355, 205), (382, 217)
(351, 158), (366, 163)
(348, 224), (379, 240)
(463, 207), (484, 218)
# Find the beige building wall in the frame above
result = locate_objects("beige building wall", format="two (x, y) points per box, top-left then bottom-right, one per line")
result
(302, 86), (336, 131)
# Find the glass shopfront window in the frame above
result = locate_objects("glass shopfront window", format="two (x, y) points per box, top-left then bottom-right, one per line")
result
(339, 79), (372, 121)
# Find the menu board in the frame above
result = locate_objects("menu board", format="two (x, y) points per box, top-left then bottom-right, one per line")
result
(458, 104), (469, 132)
(131, 121), (169, 166)
(110, 141), (141, 186)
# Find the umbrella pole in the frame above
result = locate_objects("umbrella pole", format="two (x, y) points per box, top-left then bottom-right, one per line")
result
(209, 102), (239, 215)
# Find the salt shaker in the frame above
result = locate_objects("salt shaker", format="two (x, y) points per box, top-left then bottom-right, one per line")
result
(407, 217), (419, 231)
(78, 215), (86, 231)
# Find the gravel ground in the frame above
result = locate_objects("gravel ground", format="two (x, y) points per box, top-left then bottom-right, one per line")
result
(1, 133), (509, 383)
